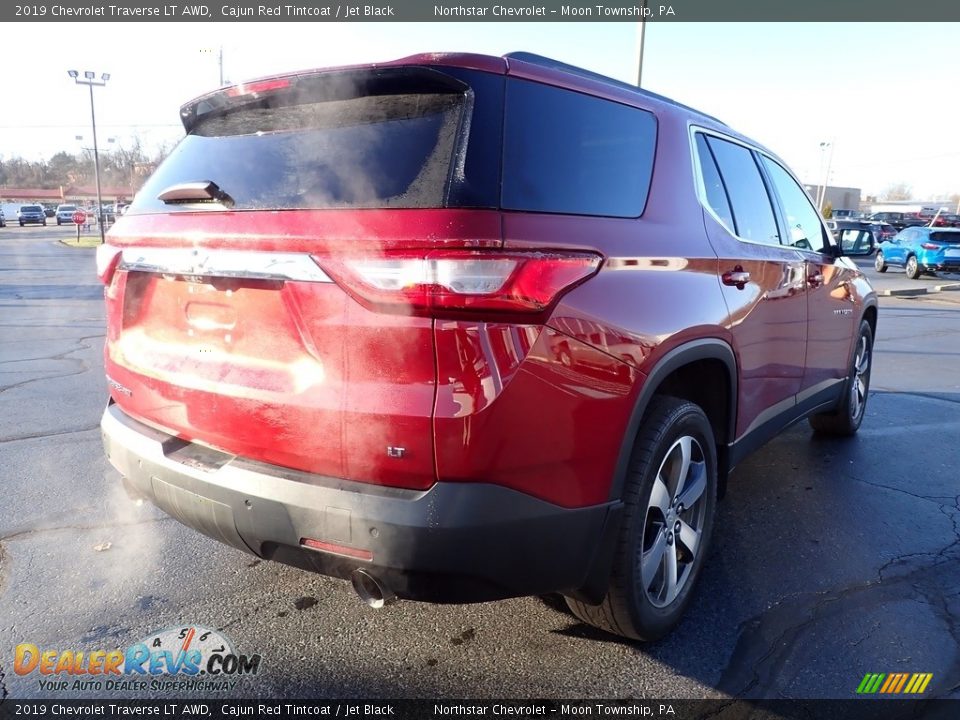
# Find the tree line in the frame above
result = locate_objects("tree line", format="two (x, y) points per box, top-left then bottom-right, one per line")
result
(0, 139), (171, 192)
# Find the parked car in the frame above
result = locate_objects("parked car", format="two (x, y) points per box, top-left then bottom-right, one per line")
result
(867, 212), (925, 231)
(56, 204), (79, 225)
(99, 51), (877, 641)
(42, 205), (56, 218)
(875, 227), (960, 278)
(17, 205), (47, 226)
(941, 214), (960, 228)
(831, 209), (862, 220)
(832, 220), (896, 249)
(0, 209), (5, 228)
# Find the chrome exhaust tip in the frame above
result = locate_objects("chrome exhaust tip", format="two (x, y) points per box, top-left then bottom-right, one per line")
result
(351, 569), (396, 609)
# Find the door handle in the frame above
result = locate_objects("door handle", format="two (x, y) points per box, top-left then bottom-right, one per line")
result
(722, 267), (750, 290)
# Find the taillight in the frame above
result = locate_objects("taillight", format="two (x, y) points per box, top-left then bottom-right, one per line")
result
(921, 243), (940, 250)
(95, 244), (123, 285)
(317, 250), (602, 319)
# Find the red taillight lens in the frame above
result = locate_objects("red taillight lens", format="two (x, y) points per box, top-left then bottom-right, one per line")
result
(317, 250), (602, 318)
(921, 243), (940, 250)
(95, 244), (122, 285)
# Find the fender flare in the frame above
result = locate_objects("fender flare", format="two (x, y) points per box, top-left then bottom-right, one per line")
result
(571, 338), (739, 604)
(607, 338), (738, 502)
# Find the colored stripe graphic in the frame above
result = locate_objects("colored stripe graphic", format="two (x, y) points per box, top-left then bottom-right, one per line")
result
(856, 673), (886, 694)
(893, 673), (910, 693)
(857, 672), (932, 694)
(879, 673), (900, 693)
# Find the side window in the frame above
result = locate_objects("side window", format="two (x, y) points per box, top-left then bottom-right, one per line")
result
(760, 156), (830, 253)
(705, 136), (780, 246)
(694, 133), (735, 234)
(502, 79), (657, 218)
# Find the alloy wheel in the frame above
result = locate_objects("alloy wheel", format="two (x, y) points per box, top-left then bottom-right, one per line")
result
(850, 334), (870, 421)
(639, 436), (708, 608)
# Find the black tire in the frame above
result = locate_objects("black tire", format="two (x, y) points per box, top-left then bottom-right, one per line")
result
(19, 221), (24, 227)
(565, 396), (718, 641)
(57, 219), (62, 226)
(809, 319), (873, 436)
(42, 220), (47, 226)
(874, 252), (887, 273)
(905, 255), (922, 280)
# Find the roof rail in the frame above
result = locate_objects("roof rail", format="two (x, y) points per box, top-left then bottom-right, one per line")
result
(504, 52), (727, 126)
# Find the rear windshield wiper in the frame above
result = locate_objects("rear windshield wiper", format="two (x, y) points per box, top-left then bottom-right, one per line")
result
(158, 181), (234, 208)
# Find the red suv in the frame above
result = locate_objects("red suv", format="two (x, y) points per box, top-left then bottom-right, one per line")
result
(99, 52), (877, 640)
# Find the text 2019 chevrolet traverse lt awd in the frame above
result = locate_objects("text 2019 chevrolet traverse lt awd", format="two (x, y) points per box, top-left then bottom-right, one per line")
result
(99, 53), (876, 640)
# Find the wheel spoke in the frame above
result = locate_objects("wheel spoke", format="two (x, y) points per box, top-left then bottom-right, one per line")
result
(673, 436), (693, 497)
(677, 519), (699, 558)
(663, 544), (680, 604)
(641, 527), (668, 589)
(649, 477), (672, 517)
(676, 462), (707, 508)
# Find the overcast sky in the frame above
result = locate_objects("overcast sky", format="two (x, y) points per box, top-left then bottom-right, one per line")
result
(2, 21), (958, 199)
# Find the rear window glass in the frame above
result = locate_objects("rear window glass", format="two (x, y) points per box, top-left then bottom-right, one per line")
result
(931, 232), (960, 244)
(59, 206), (77, 212)
(131, 69), (478, 213)
(22, 206), (42, 212)
(502, 79), (657, 218)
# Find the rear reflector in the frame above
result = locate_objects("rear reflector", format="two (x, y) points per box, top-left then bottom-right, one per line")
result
(300, 538), (373, 561)
(317, 250), (602, 318)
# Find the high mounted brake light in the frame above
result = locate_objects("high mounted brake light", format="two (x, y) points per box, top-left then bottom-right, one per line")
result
(316, 250), (603, 319)
(225, 78), (292, 98)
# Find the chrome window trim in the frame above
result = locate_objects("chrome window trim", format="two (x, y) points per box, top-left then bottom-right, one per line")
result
(118, 248), (333, 283)
(688, 124), (832, 259)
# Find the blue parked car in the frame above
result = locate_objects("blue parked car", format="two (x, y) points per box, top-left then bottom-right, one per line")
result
(875, 227), (960, 279)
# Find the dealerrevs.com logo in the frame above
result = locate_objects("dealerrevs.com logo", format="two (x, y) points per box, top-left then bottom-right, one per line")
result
(14, 626), (263, 693)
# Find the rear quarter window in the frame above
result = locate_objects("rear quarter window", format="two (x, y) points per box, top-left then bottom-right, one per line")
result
(501, 80), (657, 218)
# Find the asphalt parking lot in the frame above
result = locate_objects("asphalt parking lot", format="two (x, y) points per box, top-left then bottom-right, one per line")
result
(1, 225), (959, 703)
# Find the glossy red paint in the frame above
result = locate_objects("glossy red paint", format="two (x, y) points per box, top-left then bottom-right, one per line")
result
(103, 52), (876, 514)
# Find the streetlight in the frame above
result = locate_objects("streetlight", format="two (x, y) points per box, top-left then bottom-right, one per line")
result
(200, 46), (225, 86)
(635, 7), (650, 88)
(68, 69), (110, 243)
(815, 141), (835, 213)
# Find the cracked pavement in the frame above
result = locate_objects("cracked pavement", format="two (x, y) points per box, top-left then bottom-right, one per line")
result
(1, 226), (959, 704)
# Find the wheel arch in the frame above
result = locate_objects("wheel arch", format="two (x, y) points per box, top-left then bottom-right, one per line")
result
(573, 338), (737, 606)
(609, 338), (738, 503)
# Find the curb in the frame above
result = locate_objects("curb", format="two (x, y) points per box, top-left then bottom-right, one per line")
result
(879, 282), (960, 298)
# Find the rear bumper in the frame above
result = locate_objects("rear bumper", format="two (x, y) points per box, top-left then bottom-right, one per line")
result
(101, 401), (620, 603)
(922, 262), (960, 272)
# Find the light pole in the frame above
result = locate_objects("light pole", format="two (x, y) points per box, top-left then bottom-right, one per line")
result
(816, 141), (834, 212)
(635, 7), (649, 88)
(200, 46), (225, 86)
(68, 69), (110, 244)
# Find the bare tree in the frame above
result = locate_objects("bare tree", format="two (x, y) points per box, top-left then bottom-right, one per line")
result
(881, 183), (913, 201)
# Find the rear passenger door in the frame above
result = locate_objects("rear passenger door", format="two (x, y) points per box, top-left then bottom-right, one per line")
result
(693, 132), (807, 440)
